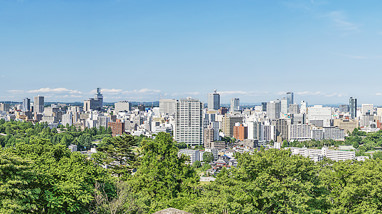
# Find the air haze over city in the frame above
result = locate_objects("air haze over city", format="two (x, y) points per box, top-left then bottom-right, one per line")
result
(1, 0), (382, 104)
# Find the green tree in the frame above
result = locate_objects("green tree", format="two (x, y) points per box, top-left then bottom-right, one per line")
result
(97, 135), (137, 178)
(0, 151), (40, 213)
(127, 132), (199, 212)
(203, 152), (214, 163)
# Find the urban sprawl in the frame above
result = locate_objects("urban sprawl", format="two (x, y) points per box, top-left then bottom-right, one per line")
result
(0, 88), (375, 174)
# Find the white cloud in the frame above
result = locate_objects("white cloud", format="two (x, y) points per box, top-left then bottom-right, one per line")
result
(27, 87), (82, 94)
(376, 93), (382, 96)
(96, 88), (123, 94)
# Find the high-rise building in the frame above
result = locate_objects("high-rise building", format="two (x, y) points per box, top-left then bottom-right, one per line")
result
(222, 115), (243, 137)
(349, 97), (357, 119)
(286, 92), (294, 108)
(84, 88), (103, 111)
(0, 103), (10, 112)
(261, 102), (267, 112)
(22, 98), (30, 112)
(267, 100), (281, 120)
(115, 101), (131, 113)
(108, 119), (126, 137)
(339, 104), (349, 113)
(247, 121), (263, 141)
(208, 89), (220, 110)
(174, 98), (203, 146)
(289, 104), (300, 114)
(233, 124), (248, 141)
(159, 99), (177, 116)
(300, 100), (307, 114)
(34, 96), (44, 114)
(280, 98), (288, 115)
(230, 98), (240, 112)
(362, 104), (373, 116)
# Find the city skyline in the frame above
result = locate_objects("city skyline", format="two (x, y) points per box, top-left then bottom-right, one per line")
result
(1, 1), (382, 104)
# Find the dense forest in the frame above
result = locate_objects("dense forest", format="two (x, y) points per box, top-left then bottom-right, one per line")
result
(1, 120), (382, 213)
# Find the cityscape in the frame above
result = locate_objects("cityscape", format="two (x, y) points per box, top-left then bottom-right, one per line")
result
(0, 88), (374, 162)
(2, 0), (382, 213)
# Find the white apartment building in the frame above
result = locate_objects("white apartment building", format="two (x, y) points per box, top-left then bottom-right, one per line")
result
(174, 98), (203, 146)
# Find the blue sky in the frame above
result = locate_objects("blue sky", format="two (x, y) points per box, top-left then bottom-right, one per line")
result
(1, 0), (382, 105)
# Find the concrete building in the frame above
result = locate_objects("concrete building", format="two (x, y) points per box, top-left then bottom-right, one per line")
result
(267, 100), (281, 120)
(349, 97), (357, 119)
(323, 127), (345, 141)
(333, 119), (359, 135)
(115, 101), (131, 113)
(308, 105), (332, 127)
(233, 124), (248, 141)
(339, 104), (349, 113)
(108, 119), (126, 137)
(159, 99), (176, 116)
(230, 98), (240, 112)
(286, 92), (294, 109)
(300, 101), (307, 114)
(34, 96), (44, 114)
(263, 125), (276, 142)
(280, 98), (288, 115)
(289, 104), (300, 114)
(0, 103), (10, 112)
(289, 124), (311, 141)
(174, 98), (203, 146)
(22, 98), (30, 112)
(247, 121), (263, 141)
(289, 147), (355, 162)
(362, 104), (374, 116)
(178, 149), (200, 164)
(311, 128), (324, 140)
(204, 128), (214, 149)
(208, 90), (220, 110)
(222, 115), (243, 137)
(274, 119), (290, 141)
(84, 88), (103, 112)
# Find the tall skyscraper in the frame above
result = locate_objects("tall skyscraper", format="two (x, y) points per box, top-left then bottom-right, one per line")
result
(267, 100), (281, 120)
(174, 98), (203, 146)
(280, 98), (288, 114)
(286, 92), (294, 112)
(349, 97), (357, 119)
(22, 98), (30, 112)
(84, 88), (104, 111)
(34, 96), (44, 113)
(95, 87), (103, 108)
(300, 100), (307, 114)
(208, 89), (220, 110)
(230, 98), (240, 112)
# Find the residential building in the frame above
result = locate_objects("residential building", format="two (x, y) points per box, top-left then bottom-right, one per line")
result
(233, 124), (248, 141)
(108, 119), (126, 137)
(174, 98), (203, 146)
(222, 115), (243, 137)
